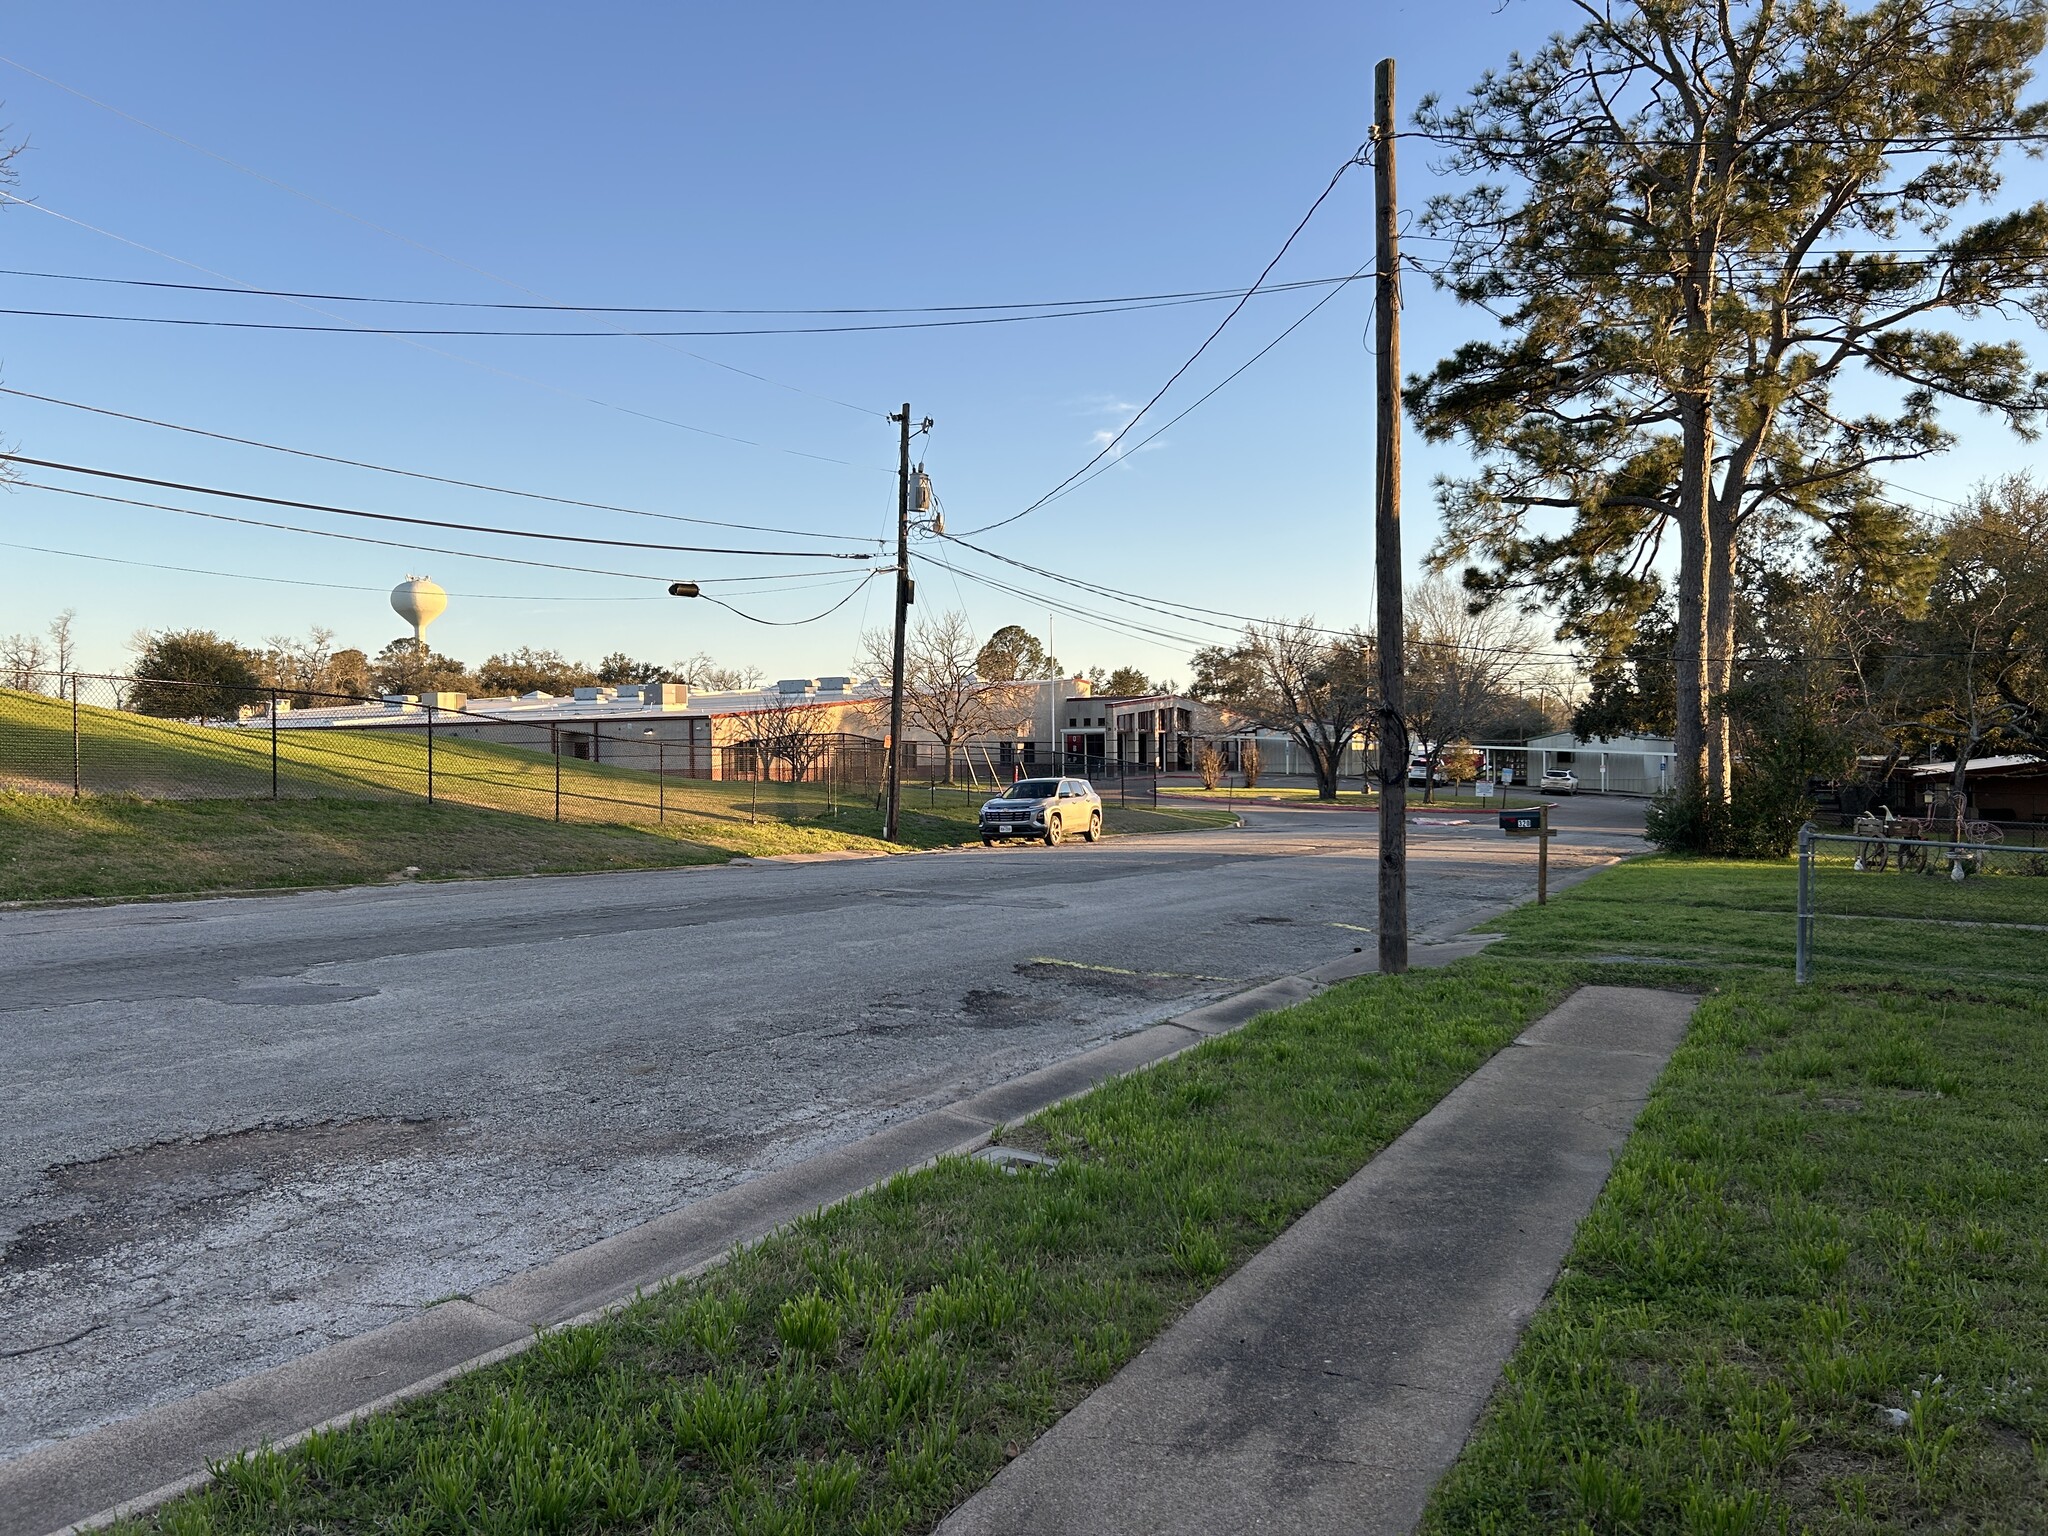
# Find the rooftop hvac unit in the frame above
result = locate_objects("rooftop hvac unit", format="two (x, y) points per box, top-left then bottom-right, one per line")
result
(776, 678), (819, 695)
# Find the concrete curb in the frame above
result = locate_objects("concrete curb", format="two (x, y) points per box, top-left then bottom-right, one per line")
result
(2, 933), (1501, 1536)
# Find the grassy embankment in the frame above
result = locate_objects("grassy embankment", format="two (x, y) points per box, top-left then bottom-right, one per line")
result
(0, 688), (1233, 901)
(117, 856), (2046, 1533)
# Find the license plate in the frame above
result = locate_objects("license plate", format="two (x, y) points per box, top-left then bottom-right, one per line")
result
(997, 824), (1013, 834)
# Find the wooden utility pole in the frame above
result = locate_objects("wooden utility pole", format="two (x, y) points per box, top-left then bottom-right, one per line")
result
(885, 405), (913, 841)
(1373, 57), (1409, 975)
(883, 405), (929, 840)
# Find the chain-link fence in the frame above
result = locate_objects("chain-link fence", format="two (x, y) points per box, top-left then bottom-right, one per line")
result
(1, 674), (1161, 833)
(1795, 824), (2048, 987)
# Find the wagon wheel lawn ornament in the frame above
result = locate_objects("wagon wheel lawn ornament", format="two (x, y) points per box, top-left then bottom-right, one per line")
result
(1895, 819), (1931, 873)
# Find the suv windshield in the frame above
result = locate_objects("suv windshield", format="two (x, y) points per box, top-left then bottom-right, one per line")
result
(998, 779), (1060, 800)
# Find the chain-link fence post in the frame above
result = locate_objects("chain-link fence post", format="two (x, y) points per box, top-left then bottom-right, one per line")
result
(552, 725), (562, 822)
(658, 740), (666, 823)
(1796, 820), (1815, 985)
(426, 702), (436, 806)
(70, 674), (82, 798)
(269, 687), (280, 800)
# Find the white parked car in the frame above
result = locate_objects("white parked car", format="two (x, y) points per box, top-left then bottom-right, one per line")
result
(980, 777), (1103, 846)
(1538, 769), (1579, 795)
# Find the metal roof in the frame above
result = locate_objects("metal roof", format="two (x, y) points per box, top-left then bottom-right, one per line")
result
(246, 680), (890, 730)
(1906, 754), (2047, 777)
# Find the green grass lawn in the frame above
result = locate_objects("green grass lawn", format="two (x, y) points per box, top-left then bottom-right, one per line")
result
(85, 856), (2048, 1533)
(0, 689), (1235, 901)
(1477, 854), (2048, 987)
(1422, 858), (2048, 1534)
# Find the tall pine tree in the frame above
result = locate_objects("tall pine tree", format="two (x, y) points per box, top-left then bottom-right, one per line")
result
(1411, 0), (2048, 825)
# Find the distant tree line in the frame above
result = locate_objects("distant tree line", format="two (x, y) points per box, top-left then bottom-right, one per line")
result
(117, 628), (768, 721)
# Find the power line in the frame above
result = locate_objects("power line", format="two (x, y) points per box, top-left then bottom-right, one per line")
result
(12, 480), (685, 582)
(1405, 253), (2048, 284)
(0, 264), (1361, 316)
(941, 534), (1332, 638)
(2, 455), (877, 559)
(917, 550), (1223, 651)
(1401, 128), (2048, 149)
(0, 289), (1370, 338)
(965, 150), (1370, 537)
(0, 192), (878, 471)
(0, 385), (883, 545)
(697, 573), (881, 626)
(936, 537), (2006, 669)
(0, 54), (885, 418)
(1016, 262), (1373, 520)
(0, 536), (676, 600)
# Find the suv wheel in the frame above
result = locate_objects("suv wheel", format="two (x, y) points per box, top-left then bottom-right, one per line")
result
(1083, 811), (1101, 843)
(1044, 816), (1062, 847)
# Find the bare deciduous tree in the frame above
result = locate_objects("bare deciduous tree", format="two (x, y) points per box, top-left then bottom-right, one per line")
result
(1403, 583), (1543, 803)
(733, 695), (833, 783)
(673, 652), (764, 692)
(2, 609), (76, 694)
(856, 610), (1030, 783)
(259, 626), (339, 701)
(1194, 621), (1375, 801)
(0, 629), (50, 692)
(46, 609), (76, 677)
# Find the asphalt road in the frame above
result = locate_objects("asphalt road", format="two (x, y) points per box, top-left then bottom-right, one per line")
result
(0, 802), (1642, 1459)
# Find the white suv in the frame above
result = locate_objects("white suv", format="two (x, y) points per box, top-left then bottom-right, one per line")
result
(980, 777), (1103, 846)
(1538, 769), (1579, 795)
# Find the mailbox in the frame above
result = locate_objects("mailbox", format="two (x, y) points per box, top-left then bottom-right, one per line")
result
(1500, 808), (1542, 838)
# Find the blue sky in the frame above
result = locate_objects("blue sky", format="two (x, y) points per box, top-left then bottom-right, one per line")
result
(1, 2), (2043, 685)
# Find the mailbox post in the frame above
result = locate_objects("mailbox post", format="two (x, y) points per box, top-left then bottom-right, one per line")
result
(1498, 802), (1555, 904)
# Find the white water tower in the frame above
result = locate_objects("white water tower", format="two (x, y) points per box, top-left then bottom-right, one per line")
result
(391, 575), (448, 645)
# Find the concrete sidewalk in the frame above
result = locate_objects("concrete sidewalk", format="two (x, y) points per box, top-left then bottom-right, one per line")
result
(938, 985), (1695, 1536)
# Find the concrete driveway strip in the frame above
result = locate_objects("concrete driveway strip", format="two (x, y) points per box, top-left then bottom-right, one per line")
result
(938, 984), (1695, 1536)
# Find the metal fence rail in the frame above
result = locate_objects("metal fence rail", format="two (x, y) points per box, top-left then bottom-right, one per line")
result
(1, 674), (1161, 832)
(1794, 825), (2048, 985)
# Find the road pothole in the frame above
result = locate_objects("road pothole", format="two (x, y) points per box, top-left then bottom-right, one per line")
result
(4, 1117), (462, 1272)
(1014, 959), (1218, 999)
(959, 989), (1040, 1027)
